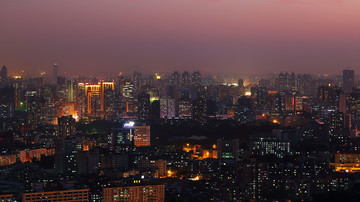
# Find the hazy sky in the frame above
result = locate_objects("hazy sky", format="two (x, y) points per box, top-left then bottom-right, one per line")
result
(1, 0), (360, 76)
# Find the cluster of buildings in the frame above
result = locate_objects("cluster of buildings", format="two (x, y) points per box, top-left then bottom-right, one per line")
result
(1, 65), (360, 201)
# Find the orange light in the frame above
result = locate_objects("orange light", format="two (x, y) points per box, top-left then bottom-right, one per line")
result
(273, 119), (278, 124)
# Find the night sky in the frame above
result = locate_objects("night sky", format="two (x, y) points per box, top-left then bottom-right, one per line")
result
(1, 0), (360, 75)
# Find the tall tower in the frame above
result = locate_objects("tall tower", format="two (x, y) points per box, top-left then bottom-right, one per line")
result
(191, 71), (201, 87)
(67, 80), (74, 103)
(53, 63), (59, 84)
(181, 71), (191, 87)
(343, 69), (354, 94)
(171, 71), (181, 86)
(137, 91), (150, 121)
(0, 66), (7, 83)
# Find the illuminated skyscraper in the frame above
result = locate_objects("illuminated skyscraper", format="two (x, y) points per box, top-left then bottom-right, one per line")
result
(67, 80), (75, 103)
(343, 69), (354, 94)
(84, 81), (114, 118)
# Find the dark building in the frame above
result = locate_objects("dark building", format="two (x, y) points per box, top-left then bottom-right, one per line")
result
(181, 71), (191, 87)
(217, 138), (239, 159)
(58, 115), (76, 140)
(151, 100), (160, 120)
(137, 91), (150, 121)
(191, 71), (201, 87)
(0, 87), (15, 119)
(0, 66), (7, 83)
(343, 69), (354, 94)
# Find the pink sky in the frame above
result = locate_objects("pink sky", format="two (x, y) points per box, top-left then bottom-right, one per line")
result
(0, 0), (360, 75)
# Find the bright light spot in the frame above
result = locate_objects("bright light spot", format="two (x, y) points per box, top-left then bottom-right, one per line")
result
(273, 119), (278, 124)
(245, 92), (251, 96)
(124, 121), (135, 127)
(191, 176), (200, 181)
(73, 115), (79, 122)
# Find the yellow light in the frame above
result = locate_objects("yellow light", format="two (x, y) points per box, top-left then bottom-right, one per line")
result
(273, 119), (278, 124)
(245, 92), (251, 96)
(73, 115), (79, 122)
(213, 144), (216, 149)
(156, 75), (161, 80)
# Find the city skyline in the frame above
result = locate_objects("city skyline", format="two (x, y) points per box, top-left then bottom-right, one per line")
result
(1, 0), (360, 75)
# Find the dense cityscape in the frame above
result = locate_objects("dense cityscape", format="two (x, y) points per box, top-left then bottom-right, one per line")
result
(0, 66), (360, 201)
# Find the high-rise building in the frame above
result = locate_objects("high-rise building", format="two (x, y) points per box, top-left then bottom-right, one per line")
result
(276, 72), (295, 91)
(251, 86), (268, 107)
(160, 97), (175, 118)
(84, 81), (114, 118)
(296, 74), (312, 95)
(103, 185), (165, 202)
(328, 112), (346, 143)
(178, 98), (192, 117)
(138, 91), (151, 121)
(338, 93), (347, 114)
(238, 79), (244, 87)
(124, 124), (151, 147)
(55, 136), (83, 175)
(217, 138), (239, 159)
(78, 150), (100, 175)
(191, 71), (201, 87)
(343, 69), (354, 94)
(171, 71), (181, 86)
(0, 66), (7, 83)
(133, 71), (143, 92)
(259, 79), (270, 88)
(58, 115), (76, 140)
(23, 189), (89, 202)
(138, 159), (167, 177)
(67, 80), (75, 103)
(237, 159), (269, 201)
(318, 85), (342, 105)
(52, 63), (58, 84)
(251, 137), (290, 158)
(108, 128), (134, 152)
(181, 71), (191, 87)
(0, 87), (15, 119)
(151, 99), (160, 120)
